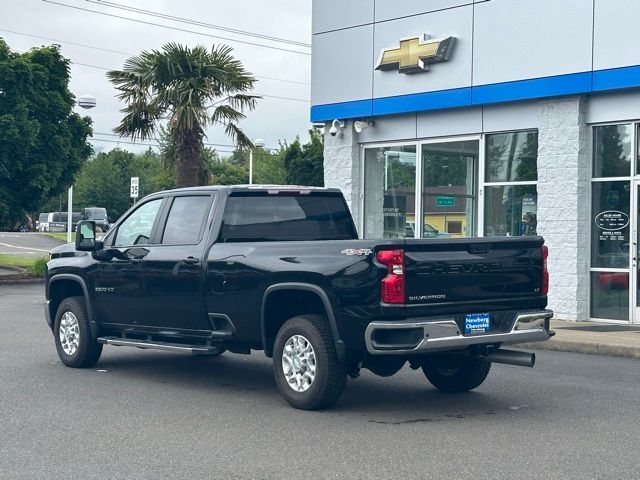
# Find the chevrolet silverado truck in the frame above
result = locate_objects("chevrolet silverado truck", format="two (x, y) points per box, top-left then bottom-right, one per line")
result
(45, 186), (553, 410)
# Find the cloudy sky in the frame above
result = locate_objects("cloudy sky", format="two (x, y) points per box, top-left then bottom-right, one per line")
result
(2, 0), (312, 155)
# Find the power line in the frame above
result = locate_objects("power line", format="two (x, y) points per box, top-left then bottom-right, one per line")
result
(0, 27), (130, 55)
(93, 132), (239, 149)
(89, 137), (237, 152)
(0, 27), (311, 86)
(91, 0), (311, 48)
(41, 0), (311, 56)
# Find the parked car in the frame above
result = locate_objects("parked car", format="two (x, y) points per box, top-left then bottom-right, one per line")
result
(38, 212), (52, 232)
(45, 186), (553, 410)
(81, 207), (110, 232)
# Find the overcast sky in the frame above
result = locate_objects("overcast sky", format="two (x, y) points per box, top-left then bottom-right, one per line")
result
(2, 0), (312, 155)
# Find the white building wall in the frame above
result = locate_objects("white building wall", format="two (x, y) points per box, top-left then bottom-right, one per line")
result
(323, 122), (361, 233)
(536, 96), (590, 321)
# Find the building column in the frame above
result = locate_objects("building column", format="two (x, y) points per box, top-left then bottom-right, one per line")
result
(536, 96), (590, 321)
(323, 121), (361, 232)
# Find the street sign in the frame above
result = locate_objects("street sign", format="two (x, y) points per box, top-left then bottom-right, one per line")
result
(130, 177), (139, 199)
(435, 196), (455, 207)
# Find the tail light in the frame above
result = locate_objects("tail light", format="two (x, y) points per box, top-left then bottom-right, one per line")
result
(541, 245), (549, 296)
(377, 249), (405, 304)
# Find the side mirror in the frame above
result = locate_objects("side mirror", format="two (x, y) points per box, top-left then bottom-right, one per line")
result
(76, 221), (102, 251)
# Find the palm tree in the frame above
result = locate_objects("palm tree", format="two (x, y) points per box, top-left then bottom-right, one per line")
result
(107, 43), (259, 187)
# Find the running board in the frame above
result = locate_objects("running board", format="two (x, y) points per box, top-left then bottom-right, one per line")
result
(97, 336), (224, 354)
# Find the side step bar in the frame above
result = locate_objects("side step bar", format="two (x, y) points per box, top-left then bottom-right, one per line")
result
(97, 336), (224, 354)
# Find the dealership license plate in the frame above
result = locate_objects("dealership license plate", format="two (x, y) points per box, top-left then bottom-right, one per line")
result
(464, 313), (491, 334)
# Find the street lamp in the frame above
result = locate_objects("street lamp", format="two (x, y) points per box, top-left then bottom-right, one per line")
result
(67, 94), (96, 242)
(249, 138), (265, 185)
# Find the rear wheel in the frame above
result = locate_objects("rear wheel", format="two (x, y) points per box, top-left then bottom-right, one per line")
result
(54, 296), (102, 368)
(422, 353), (491, 393)
(273, 315), (347, 410)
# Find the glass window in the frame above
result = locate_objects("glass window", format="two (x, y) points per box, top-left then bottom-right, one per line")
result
(485, 131), (538, 182)
(590, 272), (629, 321)
(423, 140), (478, 238)
(162, 196), (212, 245)
(363, 146), (416, 239)
(446, 221), (462, 235)
(593, 124), (632, 178)
(590, 181), (630, 269)
(114, 199), (163, 247)
(637, 124), (640, 176)
(220, 193), (356, 242)
(484, 185), (538, 236)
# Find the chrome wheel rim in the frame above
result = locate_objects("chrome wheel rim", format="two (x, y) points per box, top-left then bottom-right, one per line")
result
(282, 335), (316, 392)
(59, 312), (80, 356)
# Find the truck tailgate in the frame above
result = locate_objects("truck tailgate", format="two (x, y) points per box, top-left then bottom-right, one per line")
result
(403, 237), (545, 307)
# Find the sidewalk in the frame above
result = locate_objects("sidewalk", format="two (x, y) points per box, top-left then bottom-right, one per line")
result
(519, 320), (640, 360)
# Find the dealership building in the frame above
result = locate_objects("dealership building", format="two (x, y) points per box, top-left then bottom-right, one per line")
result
(311, 0), (640, 324)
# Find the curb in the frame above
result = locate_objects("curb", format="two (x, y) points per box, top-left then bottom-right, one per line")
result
(0, 276), (45, 285)
(517, 340), (640, 360)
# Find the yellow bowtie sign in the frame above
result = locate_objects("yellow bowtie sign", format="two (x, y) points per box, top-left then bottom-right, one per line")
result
(376, 34), (456, 74)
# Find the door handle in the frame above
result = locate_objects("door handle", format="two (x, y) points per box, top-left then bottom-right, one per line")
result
(183, 256), (200, 266)
(129, 257), (144, 265)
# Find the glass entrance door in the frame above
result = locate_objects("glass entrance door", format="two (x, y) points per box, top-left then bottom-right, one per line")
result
(634, 182), (640, 324)
(420, 138), (479, 238)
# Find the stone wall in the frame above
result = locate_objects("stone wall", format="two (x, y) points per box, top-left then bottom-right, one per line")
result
(536, 96), (590, 321)
(323, 121), (361, 232)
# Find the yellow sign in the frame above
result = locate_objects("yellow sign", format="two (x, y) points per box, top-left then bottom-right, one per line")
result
(376, 34), (456, 74)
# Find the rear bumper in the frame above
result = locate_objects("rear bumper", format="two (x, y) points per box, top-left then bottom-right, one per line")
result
(364, 310), (554, 355)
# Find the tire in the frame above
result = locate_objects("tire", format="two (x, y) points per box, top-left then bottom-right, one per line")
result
(273, 314), (347, 410)
(54, 296), (103, 368)
(422, 353), (491, 393)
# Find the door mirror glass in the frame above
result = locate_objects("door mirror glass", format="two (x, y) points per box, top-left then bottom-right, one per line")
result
(76, 221), (98, 251)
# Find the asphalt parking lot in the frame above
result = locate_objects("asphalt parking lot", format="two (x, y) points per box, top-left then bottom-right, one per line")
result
(0, 232), (62, 258)
(2, 284), (640, 480)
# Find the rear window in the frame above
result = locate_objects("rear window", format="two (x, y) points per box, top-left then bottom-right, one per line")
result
(220, 193), (356, 242)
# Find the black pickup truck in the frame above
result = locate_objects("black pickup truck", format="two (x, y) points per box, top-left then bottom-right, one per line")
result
(45, 186), (553, 410)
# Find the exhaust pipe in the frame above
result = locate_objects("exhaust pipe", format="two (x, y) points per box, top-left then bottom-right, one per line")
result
(480, 348), (536, 368)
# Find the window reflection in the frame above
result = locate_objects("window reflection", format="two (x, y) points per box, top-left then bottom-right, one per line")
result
(363, 146), (416, 239)
(593, 124), (632, 178)
(422, 140), (478, 238)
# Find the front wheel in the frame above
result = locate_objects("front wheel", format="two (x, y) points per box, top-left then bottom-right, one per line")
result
(273, 315), (347, 410)
(54, 296), (103, 368)
(422, 354), (491, 393)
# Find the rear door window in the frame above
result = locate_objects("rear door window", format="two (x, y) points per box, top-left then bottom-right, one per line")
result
(161, 196), (213, 245)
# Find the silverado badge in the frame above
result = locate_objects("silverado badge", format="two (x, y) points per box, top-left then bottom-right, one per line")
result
(341, 248), (373, 256)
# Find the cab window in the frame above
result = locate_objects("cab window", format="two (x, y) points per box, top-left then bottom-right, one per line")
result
(161, 196), (213, 245)
(114, 199), (163, 247)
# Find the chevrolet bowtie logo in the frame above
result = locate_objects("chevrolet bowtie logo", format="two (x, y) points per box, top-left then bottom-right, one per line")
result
(376, 34), (456, 74)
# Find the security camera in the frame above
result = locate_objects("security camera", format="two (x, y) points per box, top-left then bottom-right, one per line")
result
(329, 119), (345, 137)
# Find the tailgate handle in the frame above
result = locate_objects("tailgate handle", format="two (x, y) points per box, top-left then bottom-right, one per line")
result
(468, 244), (491, 254)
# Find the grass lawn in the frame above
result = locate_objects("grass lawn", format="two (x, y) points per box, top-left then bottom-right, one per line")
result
(44, 232), (75, 242)
(0, 254), (47, 276)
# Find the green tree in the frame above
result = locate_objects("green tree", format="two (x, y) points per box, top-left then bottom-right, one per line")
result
(282, 129), (324, 186)
(108, 43), (259, 188)
(209, 158), (248, 185)
(72, 148), (174, 220)
(0, 40), (92, 227)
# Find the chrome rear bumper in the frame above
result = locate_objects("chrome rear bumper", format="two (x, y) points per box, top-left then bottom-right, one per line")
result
(364, 310), (554, 355)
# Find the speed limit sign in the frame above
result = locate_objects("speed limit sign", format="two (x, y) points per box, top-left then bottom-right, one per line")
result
(130, 177), (139, 199)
